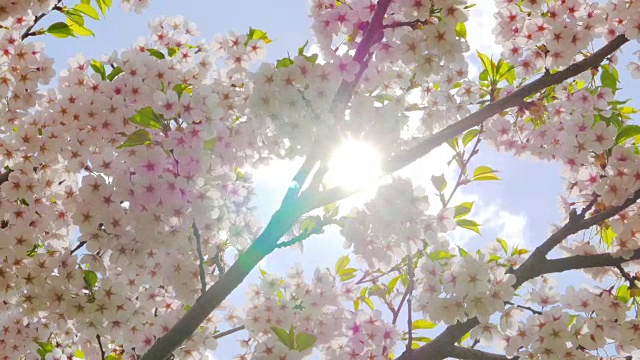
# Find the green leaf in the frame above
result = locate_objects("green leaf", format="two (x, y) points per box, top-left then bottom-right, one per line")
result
(74, 3), (100, 20)
(276, 57), (294, 69)
(298, 40), (309, 56)
(615, 125), (640, 145)
(335, 255), (350, 275)
(457, 331), (471, 345)
(95, 0), (112, 16)
(106, 66), (124, 81)
(83, 269), (98, 289)
(431, 174), (447, 192)
(412, 319), (437, 330)
(387, 275), (401, 296)
(64, 9), (85, 27)
(363, 297), (374, 310)
(456, 219), (481, 234)
(472, 166), (500, 181)
(74, 350), (85, 359)
(295, 332), (317, 352)
(600, 225), (616, 249)
(476, 50), (493, 78)
(90, 59), (106, 80)
(128, 107), (164, 130)
(413, 336), (432, 343)
(117, 129), (153, 149)
(303, 53), (319, 64)
(147, 48), (166, 60)
(46, 22), (76, 38)
(245, 27), (272, 46)
(68, 19), (94, 37)
(457, 245), (468, 257)
(601, 65), (618, 93)
(453, 201), (474, 219)
(173, 83), (191, 99)
(271, 326), (294, 349)
(203, 138), (217, 152)
(462, 128), (480, 147)
(428, 250), (455, 261)
(167, 47), (179, 58)
(616, 285), (631, 304)
(339, 268), (357, 282)
(496, 238), (509, 255)
(104, 355), (121, 360)
(455, 22), (467, 39)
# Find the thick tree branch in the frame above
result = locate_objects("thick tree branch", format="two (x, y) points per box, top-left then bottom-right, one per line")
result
(543, 249), (640, 275)
(331, 0), (392, 116)
(398, 186), (640, 360)
(141, 167), (309, 359)
(450, 345), (515, 360)
(304, 35), (630, 212)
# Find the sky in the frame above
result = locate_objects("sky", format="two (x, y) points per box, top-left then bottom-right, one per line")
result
(33, 0), (640, 358)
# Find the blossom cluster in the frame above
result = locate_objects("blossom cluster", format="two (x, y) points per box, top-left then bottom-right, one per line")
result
(0, 13), (269, 359)
(235, 266), (399, 359)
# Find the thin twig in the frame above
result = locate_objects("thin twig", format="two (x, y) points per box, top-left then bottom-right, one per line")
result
(213, 325), (245, 339)
(443, 124), (483, 208)
(406, 253), (414, 351)
(504, 301), (543, 315)
(96, 334), (106, 360)
(20, 1), (63, 41)
(193, 222), (207, 293)
(70, 241), (87, 255)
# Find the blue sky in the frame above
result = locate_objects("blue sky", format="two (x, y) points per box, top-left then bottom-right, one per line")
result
(34, 0), (640, 358)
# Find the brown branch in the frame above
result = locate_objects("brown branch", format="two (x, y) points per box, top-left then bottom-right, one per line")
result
(141, 22), (630, 360)
(0, 170), (10, 185)
(141, 168), (309, 359)
(542, 249), (640, 275)
(504, 301), (542, 315)
(96, 334), (106, 360)
(20, 1), (63, 41)
(70, 241), (87, 255)
(450, 346), (516, 360)
(302, 35), (630, 213)
(397, 187), (640, 360)
(213, 325), (245, 340)
(330, 0), (392, 117)
(193, 222), (207, 293)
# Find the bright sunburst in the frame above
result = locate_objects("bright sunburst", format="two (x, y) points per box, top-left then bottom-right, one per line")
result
(325, 139), (382, 191)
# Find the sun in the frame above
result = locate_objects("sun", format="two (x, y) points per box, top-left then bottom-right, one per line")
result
(325, 139), (382, 191)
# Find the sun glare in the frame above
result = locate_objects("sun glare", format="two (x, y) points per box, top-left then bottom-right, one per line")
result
(325, 139), (382, 191)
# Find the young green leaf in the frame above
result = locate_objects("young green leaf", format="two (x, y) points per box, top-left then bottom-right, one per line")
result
(453, 202), (474, 219)
(128, 107), (164, 130)
(295, 332), (317, 352)
(462, 128), (480, 147)
(147, 48), (166, 60)
(412, 319), (437, 330)
(335, 255), (350, 275)
(496, 238), (509, 255)
(456, 219), (481, 234)
(271, 326), (294, 350)
(117, 129), (153, 149)
(83, 269), (98, 289)
(74, 3), (100, 20)
(472, 166), (500, 181)
(90, 59), (106, 80)
(46, 22), (76, 38)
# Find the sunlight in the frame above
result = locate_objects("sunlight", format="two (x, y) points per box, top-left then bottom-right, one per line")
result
(325, 139), (382, 191)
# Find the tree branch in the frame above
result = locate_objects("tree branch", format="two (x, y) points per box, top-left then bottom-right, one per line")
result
(70, 241), (87, 255)
(397, 186), (640, 360)
(213, 325), (245, 340)
(141, 168), (309, 359)
(193, 222), (207, 293)
(304, 35), (630, 212)
(543, 249), (640, 275)
(450, 346), (516, 360)
(96, 334), (106, 360)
